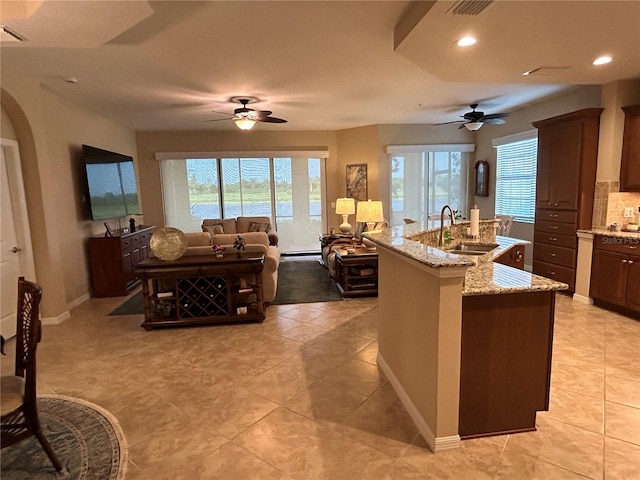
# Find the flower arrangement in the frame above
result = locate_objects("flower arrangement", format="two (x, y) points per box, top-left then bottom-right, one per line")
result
(233, 235), (246, 251)
(212, 244), (225, 256)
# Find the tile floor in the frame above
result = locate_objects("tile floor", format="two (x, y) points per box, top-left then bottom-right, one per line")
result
(2, 289), (639, 479)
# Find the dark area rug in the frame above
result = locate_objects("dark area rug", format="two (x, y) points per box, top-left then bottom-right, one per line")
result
(109, 259), (342, 314)
(272, 260), (343, 305)
(1, 395), (127, 479)
(108, 292), (143, 315)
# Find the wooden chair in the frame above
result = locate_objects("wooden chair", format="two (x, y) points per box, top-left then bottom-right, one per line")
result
(1, 277), (62, 472)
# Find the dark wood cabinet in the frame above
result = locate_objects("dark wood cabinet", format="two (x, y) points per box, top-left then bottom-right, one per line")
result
(494, 244), (525, 269)
(460, 291), (555, 438)
(88, 226), (155, 297)
(532, 109), (603, 293)
(620, 104), (640, 191)
(590, 234), (640, 314)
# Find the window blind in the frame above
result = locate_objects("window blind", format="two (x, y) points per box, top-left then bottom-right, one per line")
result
(495, 137), (538, 223)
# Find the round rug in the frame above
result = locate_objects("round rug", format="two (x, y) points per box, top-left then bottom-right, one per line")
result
(1, 395), (127, 479)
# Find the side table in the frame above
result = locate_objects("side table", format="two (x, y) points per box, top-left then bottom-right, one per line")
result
(334, 247), (378, 297)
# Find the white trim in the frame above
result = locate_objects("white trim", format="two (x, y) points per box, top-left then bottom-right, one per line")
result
(572, 293), (594, 305)
(41, 310), (71, 325)
(68, 292), (91, 311)
(386, 144), (475, 154)
(491, 129), (537, 147)
(577, 231), (595, 240)
(377, 352), (461, 452)
(155, 150), (329, 160)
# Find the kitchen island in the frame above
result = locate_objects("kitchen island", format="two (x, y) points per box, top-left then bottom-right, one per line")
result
(363, 221), (567, 452)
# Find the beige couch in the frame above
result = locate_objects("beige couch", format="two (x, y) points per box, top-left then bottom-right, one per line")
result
(183, 231), (280, 303)
(202, 217), (278, 246)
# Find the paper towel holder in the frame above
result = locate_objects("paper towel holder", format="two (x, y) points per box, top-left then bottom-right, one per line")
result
(474, 160), (489, 197)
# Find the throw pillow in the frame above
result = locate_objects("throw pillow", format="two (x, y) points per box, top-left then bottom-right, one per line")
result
(203, 224), (224, 235)
(248, 221), (271, 233)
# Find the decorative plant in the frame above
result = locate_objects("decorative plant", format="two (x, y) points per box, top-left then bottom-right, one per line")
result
(453, 209), (465, 221)
(233, 235), (246, 251)
(212, 244), (225, 254)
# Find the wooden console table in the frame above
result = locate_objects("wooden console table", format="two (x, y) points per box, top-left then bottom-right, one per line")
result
(134, 253), (265, 330)
(88, 225), (155, 297)
(334, 247), (378, 297)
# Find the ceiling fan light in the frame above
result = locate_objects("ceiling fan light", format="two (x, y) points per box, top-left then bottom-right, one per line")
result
(464, 121), (483, 131)
(456, 36), (477, 47)
(592, 55), (612, 66)
(234, 117), (256, 130)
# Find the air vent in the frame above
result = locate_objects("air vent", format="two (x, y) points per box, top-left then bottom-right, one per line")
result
(1, 25), (26, 42)
(447, 0), (495, 16)
(522, 66), (570, 76)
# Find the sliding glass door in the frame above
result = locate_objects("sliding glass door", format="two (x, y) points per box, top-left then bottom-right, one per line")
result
(161, 155), (326, 254)
(389, 146), (471, 227)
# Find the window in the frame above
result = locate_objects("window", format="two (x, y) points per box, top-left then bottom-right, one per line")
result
(157, 151), (327, 254)
(493, 131), (538, 223)
(387, 144), (474, 226)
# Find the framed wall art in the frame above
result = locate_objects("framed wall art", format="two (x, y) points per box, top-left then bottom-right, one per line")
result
(346, 163), (367, 201)
(474, 160), (489, 197)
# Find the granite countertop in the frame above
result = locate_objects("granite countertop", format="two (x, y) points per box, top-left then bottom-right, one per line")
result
(364, 223), (568, 296)
(578, 228), (640, 239)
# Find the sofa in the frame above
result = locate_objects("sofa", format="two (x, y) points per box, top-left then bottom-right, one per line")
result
(202, 217), (279, 246)
(182, 231), (280, 303)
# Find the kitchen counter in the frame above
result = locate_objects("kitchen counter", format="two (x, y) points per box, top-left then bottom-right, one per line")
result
(364, 223), (568, 296)
(369, 222), (563, 450)
(578, 228), (640, 240)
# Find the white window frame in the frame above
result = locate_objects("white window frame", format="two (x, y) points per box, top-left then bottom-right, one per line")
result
(492, 130), (538, 224)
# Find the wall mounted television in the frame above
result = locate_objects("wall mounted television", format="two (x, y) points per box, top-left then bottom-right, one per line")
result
(82, 144), (141, 221)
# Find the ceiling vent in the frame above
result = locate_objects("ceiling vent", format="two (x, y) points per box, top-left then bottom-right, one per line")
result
(522, 66), (571, 76)
(1, 25), (26, 42)
(447, 0), (495, 16)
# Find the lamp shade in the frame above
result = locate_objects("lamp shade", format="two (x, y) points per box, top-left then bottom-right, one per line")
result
(356, 200), (383, 223)
(234, 117), (256, 130)
(464, 121), (483, 131)
(335, 197), (355, 215)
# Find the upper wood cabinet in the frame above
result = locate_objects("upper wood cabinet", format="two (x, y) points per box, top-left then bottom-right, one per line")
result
(532, 108), (603, 224)
(620, 104), (640, 192)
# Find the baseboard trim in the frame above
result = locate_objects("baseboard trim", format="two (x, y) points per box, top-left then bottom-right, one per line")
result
(68, 292), (91, 310)
(376, 352), (460, 452)
(572, 293), (593, 305)
(42, 310), (71, 325)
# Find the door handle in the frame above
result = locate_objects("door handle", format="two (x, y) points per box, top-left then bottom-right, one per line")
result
(549, 253), (556, 257)
(11, 247), (22, 253)
(549, 237), (557, 241)
(629, 260), (635, 265)
(622, 259), (628, 263)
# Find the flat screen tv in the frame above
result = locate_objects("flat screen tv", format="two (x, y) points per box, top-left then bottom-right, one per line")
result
(82, 144), (141, 221)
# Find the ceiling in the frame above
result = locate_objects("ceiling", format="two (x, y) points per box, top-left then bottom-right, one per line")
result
(2, 0), (639, 132)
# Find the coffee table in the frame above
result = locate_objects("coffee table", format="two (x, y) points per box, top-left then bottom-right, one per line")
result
(334, 247), (378, 297)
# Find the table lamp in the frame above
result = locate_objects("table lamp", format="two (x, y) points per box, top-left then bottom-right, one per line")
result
(356, 199), (384, 250)
(335, 197), (356, 233)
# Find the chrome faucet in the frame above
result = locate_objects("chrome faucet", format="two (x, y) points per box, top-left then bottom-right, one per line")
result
(439, 205), (456, 246)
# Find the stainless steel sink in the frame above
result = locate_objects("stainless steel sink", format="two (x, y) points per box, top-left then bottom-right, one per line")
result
(447, 243), (499, 256)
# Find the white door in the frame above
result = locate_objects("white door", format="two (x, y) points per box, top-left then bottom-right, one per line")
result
(1, 141), (36, 339)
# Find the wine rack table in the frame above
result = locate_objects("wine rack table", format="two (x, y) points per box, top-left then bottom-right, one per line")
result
(134, 253), (265, 330)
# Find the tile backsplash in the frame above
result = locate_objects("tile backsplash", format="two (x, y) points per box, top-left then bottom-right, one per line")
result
(593, 181), (640, 229)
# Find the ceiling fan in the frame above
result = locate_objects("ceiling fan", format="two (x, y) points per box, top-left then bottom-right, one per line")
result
(434, 104), (510, 131)
(206, 97), (287, 130)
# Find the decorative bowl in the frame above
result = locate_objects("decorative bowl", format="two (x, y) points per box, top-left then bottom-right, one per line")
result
(150, 227), (188, 261)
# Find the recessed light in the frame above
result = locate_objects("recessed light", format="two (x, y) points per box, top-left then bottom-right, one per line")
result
(592, 55), (612, 66)
(456, 36), (477, 47)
